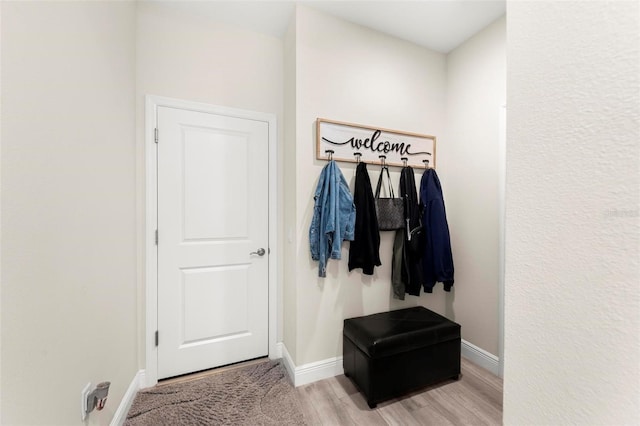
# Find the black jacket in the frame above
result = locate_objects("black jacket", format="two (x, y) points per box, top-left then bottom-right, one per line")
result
(349, 162), (381, 275)
(392, 166), (424, 298)
(420, 168), (454, 292)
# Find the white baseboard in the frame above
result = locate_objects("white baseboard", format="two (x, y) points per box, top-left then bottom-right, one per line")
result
(279, 343), (297, 385)
(110, 370), (144, 426)
(278, 339), (501, 387)
(294, 355), (343, 387)
(279, 343), (343, 387)
(461, 339), (501, 377)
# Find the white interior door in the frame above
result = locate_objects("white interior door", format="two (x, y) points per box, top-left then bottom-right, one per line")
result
(156, 106), (269, 379)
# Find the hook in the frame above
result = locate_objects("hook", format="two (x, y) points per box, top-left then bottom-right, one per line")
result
(401, 157), (408, 167)
(325, 150), (334, 161)
(379, 155), (387, 168)
(354, 152), (361, 163)
(422, 159), (430, 169)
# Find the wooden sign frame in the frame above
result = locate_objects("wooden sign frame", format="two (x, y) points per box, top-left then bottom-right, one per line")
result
(316, 118), (436, 168)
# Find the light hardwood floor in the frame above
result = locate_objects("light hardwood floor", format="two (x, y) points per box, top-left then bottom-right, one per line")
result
(296, 358), (503, 426)
(156, 357), (502, 425)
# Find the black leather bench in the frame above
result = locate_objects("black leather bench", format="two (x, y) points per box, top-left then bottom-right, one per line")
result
(343, 306), (461, 408)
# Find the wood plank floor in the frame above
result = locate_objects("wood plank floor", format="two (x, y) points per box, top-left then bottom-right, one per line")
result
(296, 358), (503, 426)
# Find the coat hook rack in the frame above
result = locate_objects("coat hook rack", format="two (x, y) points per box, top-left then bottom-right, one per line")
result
(325, 150), (334, 161)
(379, 155), (387, 168)
(354, 152), (362, 163)
(316, 118), (436, 169)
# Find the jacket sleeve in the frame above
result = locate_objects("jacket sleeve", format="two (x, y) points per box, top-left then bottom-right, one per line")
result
(427, 199), (454, 290)
(330, 166), (355, 259)
(309, 170), (325, 261)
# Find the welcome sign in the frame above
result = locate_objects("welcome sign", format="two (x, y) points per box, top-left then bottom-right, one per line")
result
(316, 118), (436, 168)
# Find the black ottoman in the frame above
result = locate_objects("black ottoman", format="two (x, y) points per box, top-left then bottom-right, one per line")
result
(343, 306), (461, 408)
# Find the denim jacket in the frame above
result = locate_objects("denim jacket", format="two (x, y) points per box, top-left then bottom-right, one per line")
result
(310, 161), (356, 277)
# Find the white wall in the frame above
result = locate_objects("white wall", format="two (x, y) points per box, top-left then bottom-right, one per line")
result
(136, 2), (283, 117)
(444, 16), (506, 356)
(1, 2), (137, 425)
(0, 1), (3, 422)
(283, 14), (298, 362)
(135, 1), (285, 366)
(0, 3), (3, 421)
(286, 5), (449, 365)
(504, 1), (640, 424)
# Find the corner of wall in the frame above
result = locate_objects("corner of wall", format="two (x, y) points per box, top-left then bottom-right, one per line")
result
(442, 11), (506, 358)
(282, 6), (298, 364)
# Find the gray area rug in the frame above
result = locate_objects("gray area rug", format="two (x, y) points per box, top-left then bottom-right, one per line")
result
(125, 360), (305, 425)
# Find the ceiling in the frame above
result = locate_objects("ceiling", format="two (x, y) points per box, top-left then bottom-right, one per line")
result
(158, 1), (506, 53)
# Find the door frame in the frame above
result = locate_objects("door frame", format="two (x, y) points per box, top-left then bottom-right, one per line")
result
(144, 95), (278, 387)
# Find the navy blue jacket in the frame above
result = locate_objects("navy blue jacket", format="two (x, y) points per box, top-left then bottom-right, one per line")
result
(419, 169), (454, 292)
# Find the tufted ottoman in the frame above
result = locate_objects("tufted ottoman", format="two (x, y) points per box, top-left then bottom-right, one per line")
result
(343, 306), (461, 408)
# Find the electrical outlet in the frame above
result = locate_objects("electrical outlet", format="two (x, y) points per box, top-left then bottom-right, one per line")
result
(81, 383), (92, 421)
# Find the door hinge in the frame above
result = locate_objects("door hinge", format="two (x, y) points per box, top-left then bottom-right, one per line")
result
(154, 127), (158, 144)
(155, 229), (158, 245)
(155, 330), (159, 346)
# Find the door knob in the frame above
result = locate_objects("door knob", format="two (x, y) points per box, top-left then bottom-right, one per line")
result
(250, 248), (266, 257)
